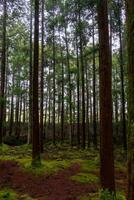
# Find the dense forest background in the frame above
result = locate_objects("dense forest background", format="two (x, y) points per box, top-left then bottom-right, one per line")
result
(0, 0), (127, 147)
(0, 0), (134, 199)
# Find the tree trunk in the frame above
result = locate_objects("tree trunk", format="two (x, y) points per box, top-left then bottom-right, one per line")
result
(98, 0), (115, 191)
(118, 0), (127, 151)
(28, 0), (33, 144)
(0, 0), (7, 144)
(92, 13), (97, 148)
(125, 0), (134, 199)
(52, 22), (56, 145)
(32, 0), (40, 166)
(40, 0), (45, 152)
(64, 25), (73, 145)
(78, 8), (85, 149)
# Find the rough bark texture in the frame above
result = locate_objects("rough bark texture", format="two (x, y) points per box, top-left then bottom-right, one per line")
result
(98, 0), (115, 191)
(40, 0), (45, 152)
(125, 0), (134, 199)
(0, 0), (7, 144)
(28, 0), (33, 144)
(32, 0), (40, 165)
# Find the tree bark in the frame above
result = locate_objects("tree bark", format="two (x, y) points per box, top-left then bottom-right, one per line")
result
(98, 0), (115, 191)
(32, 0), (40, 165)
(0, 0), (7, 144)
(125, 0), (134, 199)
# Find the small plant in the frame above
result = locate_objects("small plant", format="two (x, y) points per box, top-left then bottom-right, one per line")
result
(100, 189), (116, 200)
(99, 190), (126, 200)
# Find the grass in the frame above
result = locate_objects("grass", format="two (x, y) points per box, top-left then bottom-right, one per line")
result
(20, 159), (71, 176)
(70, 172), (99, 184)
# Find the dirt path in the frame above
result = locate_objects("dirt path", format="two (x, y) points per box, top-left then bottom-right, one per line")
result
(0, 160), (99, 200)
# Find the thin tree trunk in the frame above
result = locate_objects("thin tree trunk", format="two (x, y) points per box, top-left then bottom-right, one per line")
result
(64, 25), (73, 145)
(32, 0), (40, 165)
(92, 14), (97, 148)
(9, 73), (14, 136)
(52, 23), (56, 145)
(76, 34), (80, 147)
(78, 8), (85, 149)
(118, 0), (127, 151)
(28, 0), (33, 144)
(40, 0), (45, 152)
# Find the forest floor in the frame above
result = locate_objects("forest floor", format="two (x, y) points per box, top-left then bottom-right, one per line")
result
(0, 142), (127, 200)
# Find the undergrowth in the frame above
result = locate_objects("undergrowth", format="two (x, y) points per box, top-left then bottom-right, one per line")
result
(70, 172), (99, 184)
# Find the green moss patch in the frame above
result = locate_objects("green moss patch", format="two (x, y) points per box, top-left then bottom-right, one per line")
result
(22, 159), (71, 176)
(71, 158), (99, 172)
(0, 189), (18, 200)
(0, 144), (10, 154)
(70, 172), (99, 184)
(80, 159), (99, 172)
(0, 189), (37, 200)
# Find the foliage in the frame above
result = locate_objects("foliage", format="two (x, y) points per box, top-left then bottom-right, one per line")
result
(99, 190), (126, 200)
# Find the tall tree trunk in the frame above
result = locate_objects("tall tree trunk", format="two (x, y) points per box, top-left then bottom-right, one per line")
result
(64, 25), (72, 145)
(59, 32), (64, 142)
(125, 0), (134, 199)
(98, 0), (115, 191)
(40, 0), (45, 152)
(32, 0), (40, 165)
(92, 13), (97, 148)
(28, 0), (33, 144)
(76, 34), (80, 147)
(0, 0), (7, 144)
(78, 8), (85, 149)
(118, 0), (127, 151)
(85, 60), (90, 147)
(52, 24), (56, 145)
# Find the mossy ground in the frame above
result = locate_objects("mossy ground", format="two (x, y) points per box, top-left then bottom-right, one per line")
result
(78, 191), (126, 200)
(0, 188), (35, 200)
(70, 172), (99, 184)
(0, 142), (127, 200)
(0, 189), (17, 200)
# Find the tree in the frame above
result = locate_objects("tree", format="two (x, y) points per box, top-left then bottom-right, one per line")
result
(40, 0), (45, 152)
(28, 0), (33, 144)
(32, 0), (41, 165)
(118, 0), (127, 151)
(125, 0), (134, 199)
(0, 0), (7, 144)
(97, 0), (115, 191)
